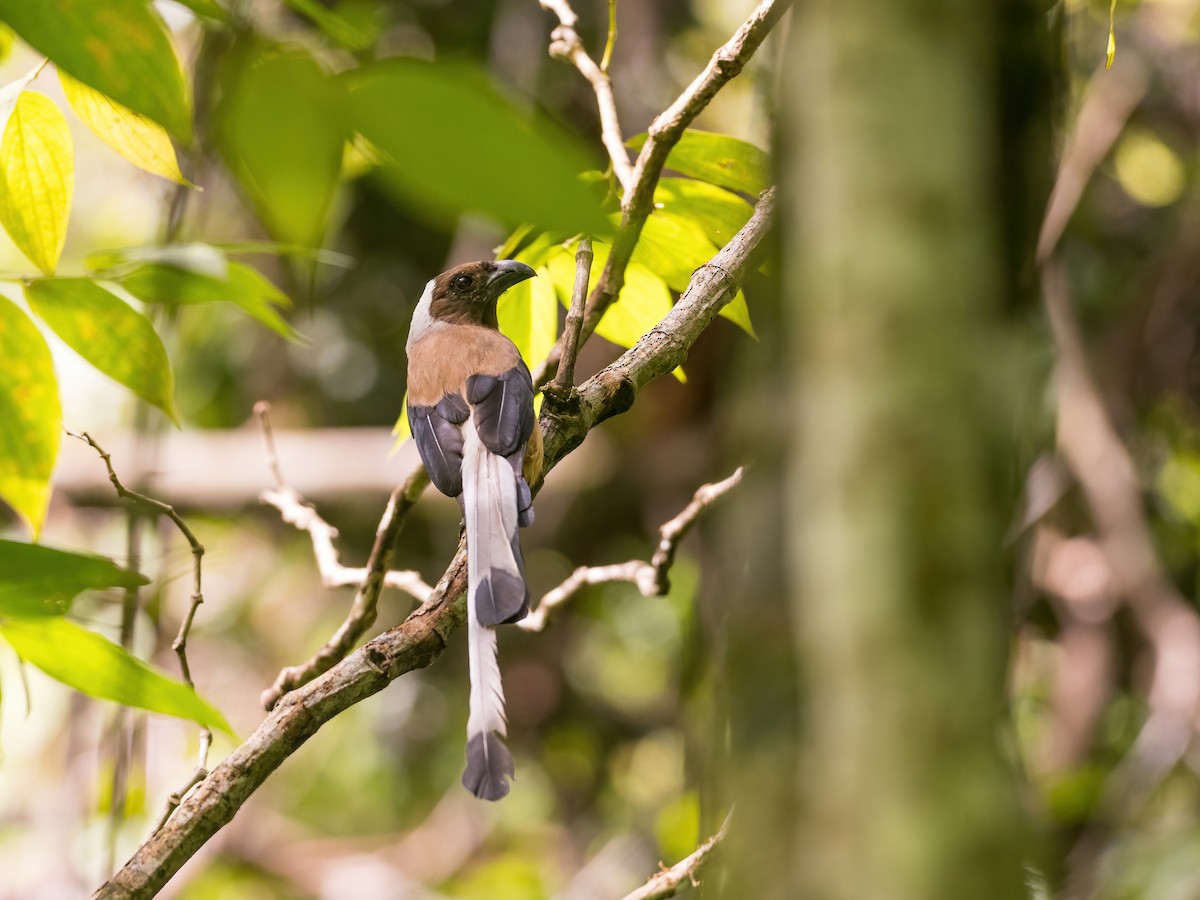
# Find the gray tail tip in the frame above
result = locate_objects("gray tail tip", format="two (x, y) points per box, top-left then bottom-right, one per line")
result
(463, 731), (515, 801)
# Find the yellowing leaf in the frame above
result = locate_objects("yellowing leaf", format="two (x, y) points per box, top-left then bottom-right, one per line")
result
(59, 71), (191, 186)
(0, 91), (73, 275)
(0, 295), (60, 537)
(26, 278), (179, 424)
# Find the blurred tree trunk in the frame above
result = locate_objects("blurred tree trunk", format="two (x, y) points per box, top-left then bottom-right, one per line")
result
(717, 1), (1038, 897)
(783, 0), (1027, 897)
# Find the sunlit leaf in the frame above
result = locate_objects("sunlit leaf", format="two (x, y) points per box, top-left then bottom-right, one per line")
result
(280, 0), (372, 49)
(216, 47), (346, 248)
(0, 0), (192, 140)
(118, 261), (298, 340)
(547, 242), (683, 381)
(498, 265), (558, 369)
(59, 71), (191, 186)
(26, 278), (179, 423)
(629, 129), (769, 196)
(0, 295), (59, 536)
(627, 209), (717, 292)
(0, 91), (73, 275)
(0, 539), (147, 618)
(0, 617), (233, 733)
(348, 60), (609, 236)
(655, 177), (753, 246)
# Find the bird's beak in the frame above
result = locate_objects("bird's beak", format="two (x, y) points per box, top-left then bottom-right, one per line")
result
(488, 259), (537, 296)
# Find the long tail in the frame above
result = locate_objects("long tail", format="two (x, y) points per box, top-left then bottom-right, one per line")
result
(461, 426), (526, 800)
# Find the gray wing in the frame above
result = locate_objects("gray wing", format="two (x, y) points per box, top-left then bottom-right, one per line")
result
(465, 364), (534, 458)
(408, 393), (469, 498)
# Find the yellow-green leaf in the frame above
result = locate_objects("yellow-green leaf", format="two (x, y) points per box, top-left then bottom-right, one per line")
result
(498, 265), (558, 369)
(59, 71), (190, 186)
(0, 0), (193, 140)
(0, 91), (73, 275)
(0, 616), (233, 734)
(548, 243), (683, 382)
(654, 177), (753, 247)
(629, 129), (769, 196)
(26, 278), (179, 424)
(0, 295), (59, 536)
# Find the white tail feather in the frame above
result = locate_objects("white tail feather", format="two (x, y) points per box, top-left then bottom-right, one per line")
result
(462, 426), (519, 741)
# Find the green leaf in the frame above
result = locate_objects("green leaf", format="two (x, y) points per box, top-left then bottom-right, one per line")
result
(655, 177), (753, 246)
(0, 91), (73, 275)
(0, 0), (192, 140)
(280, 0), (372, 49)
(117, 261), (298, 340)
(0, 617), (233, 734)
(0, 295), (59, 536)
(629, 130), (769, 196)
(347, 60), (609, 236)
(0, 539), (147, 618)
(1107, 0), (1117, 69)
(25, 278), (179, 423)
(216, 47), (346, 248)
(627, 209), (718, 292)
(59, 71), (191, 186)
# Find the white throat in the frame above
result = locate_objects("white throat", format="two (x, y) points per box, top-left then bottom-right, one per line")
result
(406, 279), (446, 354)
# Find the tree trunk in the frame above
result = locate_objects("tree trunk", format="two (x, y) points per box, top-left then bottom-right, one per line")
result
(778, 1), (1029, 896)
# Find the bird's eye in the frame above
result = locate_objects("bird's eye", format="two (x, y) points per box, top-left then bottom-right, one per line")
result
(453, 274), (473, 291)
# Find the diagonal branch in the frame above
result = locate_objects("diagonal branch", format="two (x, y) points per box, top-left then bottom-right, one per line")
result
(254, 402), (432, 595)
(93, 186), (775, 900)
(621, 809), (732, 900)
(259, 446), (431, 710)
(533, 0), (789, 385)
(519, 466), (744, 632)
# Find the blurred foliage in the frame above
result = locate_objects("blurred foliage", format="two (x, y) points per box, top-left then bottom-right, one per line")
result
(0, 0), (775, 896)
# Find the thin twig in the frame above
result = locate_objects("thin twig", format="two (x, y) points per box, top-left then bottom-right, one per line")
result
(533, 0), (788, 386)
(621, 809), (733, 900)
(254, 403), (433, 596)
(67, 430), (214, 834)
(519, 466), (744, 632)
(259, 414), (432, 710)
(546, 236), (593, 397)
(94, 187), (776, 900)
(600, 0), (617, 73)
(539, 0), (633, 193)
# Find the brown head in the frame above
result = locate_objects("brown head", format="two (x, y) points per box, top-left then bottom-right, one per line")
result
(428, 259), (537, 329)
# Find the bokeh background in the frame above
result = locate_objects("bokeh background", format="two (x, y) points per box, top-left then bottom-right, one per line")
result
(0, 1), (777, 897)
(4, 0), (1200, 898)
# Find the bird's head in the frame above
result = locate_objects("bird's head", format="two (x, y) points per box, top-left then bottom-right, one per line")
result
(428, 259), (537, 329)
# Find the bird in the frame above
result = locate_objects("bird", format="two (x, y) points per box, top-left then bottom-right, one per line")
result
(404, 258), (543, 801)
